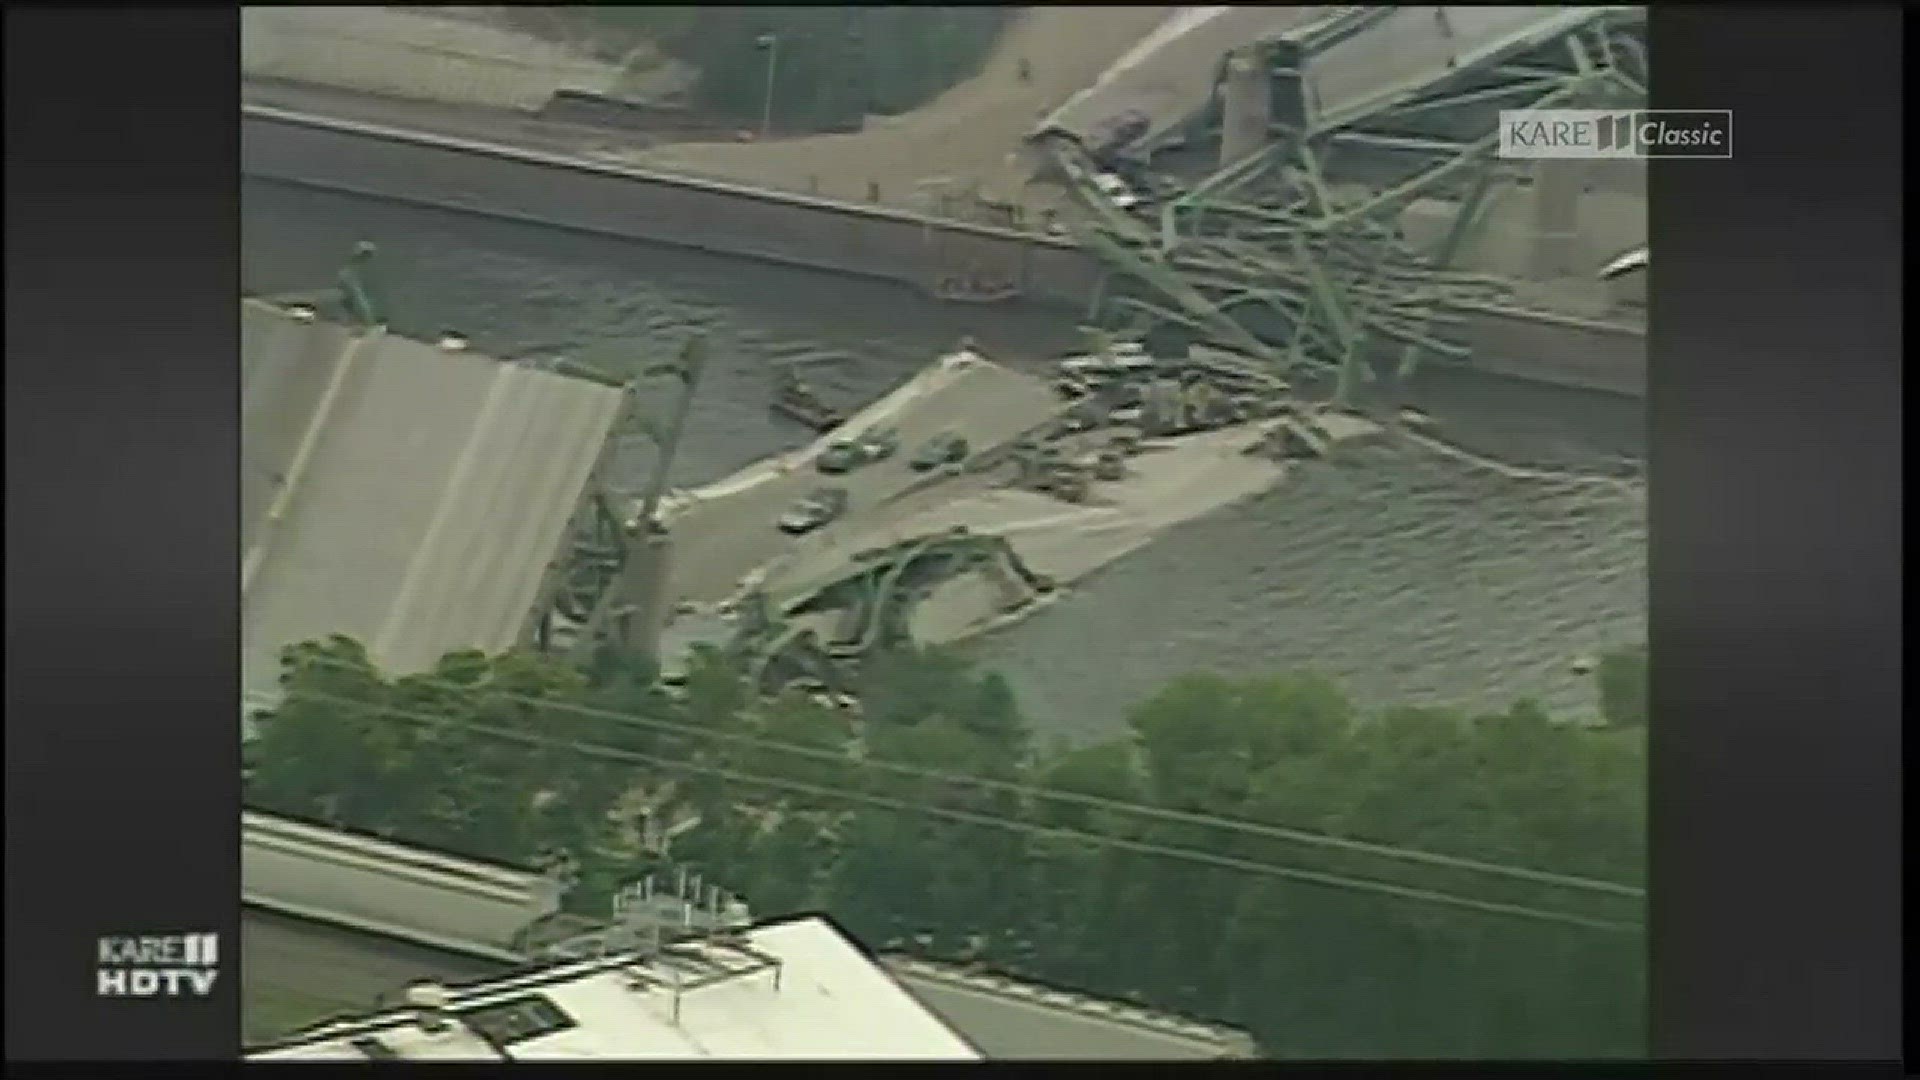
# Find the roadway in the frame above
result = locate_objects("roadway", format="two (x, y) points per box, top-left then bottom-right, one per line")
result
(763, 413), (1384, 646)
(658, 352), (1063, 606)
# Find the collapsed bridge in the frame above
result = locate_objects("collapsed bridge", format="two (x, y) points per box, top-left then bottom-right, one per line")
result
(1029, 5), (1648, 400)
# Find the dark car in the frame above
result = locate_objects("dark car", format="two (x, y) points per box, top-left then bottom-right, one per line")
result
(816, 439), (864, 474)
(777, 487), (849, 534)
(910, 431), (970, 471)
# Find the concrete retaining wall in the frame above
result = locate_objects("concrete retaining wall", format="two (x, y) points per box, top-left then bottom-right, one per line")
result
(243, 107), (1106, 308)
(242, 811), (558, 960)
(241, 107), (1644, 397)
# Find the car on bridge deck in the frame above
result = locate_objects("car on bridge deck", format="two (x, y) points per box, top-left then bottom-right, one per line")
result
(777, 487), (850, 535)
(1091, 171), (1143, 210)
(817, 427), (901, 475)
(910, 431), (971, 472)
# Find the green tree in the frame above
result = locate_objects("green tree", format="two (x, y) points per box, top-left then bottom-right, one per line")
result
(245, 634), (1644, 1059)
(583, 8), (1009, 132)
(249, 635), (405, 827)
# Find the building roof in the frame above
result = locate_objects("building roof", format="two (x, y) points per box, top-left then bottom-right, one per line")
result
(247, 917), (983, 1061)
(243, 906), (507, 1045)
(240, 814), (1258, 1059)
(243, 810), (562, 961)
(881, 955), (1256, 1060)
(241, 301), (626, 700)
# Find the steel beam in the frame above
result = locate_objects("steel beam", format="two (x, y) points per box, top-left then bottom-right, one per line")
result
(1317, 75), (1596, 234)
(1289, 232), (1367, 402)
(1396, 162), (1499, 379)
(1363, 76), (1566, 122)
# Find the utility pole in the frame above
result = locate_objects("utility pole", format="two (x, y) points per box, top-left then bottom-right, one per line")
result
(756, 34), (779, 139)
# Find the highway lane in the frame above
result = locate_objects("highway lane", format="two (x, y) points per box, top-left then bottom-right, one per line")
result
(660, 353), (1062, 607)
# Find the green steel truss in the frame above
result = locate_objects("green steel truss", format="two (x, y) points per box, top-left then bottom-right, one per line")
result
(1064, 7), (1647, 403)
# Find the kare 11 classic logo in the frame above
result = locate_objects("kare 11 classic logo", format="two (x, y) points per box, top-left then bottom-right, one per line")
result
(96, 931), (222, 998)
(1499, 109), (1733, 159)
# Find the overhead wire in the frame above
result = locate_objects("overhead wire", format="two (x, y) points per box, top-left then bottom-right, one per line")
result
(281, 652), (1645, 901)
(271, 683), (1642, 934)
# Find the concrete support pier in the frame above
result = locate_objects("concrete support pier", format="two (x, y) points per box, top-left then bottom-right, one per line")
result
(1220, 51), (1273, 169)
(1528, 161), (1587, 280)
(613, 532), (675, 669)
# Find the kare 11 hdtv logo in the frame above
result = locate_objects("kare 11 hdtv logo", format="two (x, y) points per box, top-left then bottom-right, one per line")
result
(96, 931), (222, 998)
(1499, 110), (1733, 159)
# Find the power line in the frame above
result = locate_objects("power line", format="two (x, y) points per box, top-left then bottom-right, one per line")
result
(272, 685), (1641, 934)
(282, 652), (1644, 901)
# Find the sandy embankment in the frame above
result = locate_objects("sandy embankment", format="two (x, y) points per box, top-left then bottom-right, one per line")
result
(608, 7), (1176, 209)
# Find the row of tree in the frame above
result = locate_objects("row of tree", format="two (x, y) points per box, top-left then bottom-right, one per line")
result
(246, 635), (1647, 1058)
(559, 7), (1011, 132)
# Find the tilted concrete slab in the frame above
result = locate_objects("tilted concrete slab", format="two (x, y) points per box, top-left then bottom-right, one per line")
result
(241, 303), (625, 699)
(1300, 6), (1619, 132)
(761, 423), (1305, 647)
(244, 303), (357, 554)
(656, 351), (1065, 608)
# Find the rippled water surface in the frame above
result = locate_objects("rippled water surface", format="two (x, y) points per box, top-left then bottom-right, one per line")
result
(243, 180), (1646, 739)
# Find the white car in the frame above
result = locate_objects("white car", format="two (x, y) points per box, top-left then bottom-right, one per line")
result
(1600, 246), (1648, 280)
(1091, 172), (1142, 209)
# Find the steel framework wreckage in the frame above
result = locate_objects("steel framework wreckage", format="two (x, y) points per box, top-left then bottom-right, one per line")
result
(1047, 6), (1648, 404)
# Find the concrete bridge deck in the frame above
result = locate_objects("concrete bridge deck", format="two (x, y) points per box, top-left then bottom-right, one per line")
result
(241, 302), (626, 700)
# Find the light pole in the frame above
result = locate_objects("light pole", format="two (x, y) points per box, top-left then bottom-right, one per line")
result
(756, 33), (779, 139)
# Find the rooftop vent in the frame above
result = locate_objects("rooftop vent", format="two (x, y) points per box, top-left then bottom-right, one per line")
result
(459, 994), (577, 1048)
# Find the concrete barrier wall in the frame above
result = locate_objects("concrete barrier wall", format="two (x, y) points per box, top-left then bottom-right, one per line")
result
(242, 811), (557, 958)
(242, 108), (1643, 397)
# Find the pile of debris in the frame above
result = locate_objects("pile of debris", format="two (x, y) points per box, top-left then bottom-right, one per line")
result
(1047, 339), (1297, 439)
(771, 364), (848, 432)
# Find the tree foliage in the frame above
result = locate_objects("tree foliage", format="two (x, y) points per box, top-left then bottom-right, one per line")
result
(565, 7), (1011, 132)
(247, 636), (1645, 1058)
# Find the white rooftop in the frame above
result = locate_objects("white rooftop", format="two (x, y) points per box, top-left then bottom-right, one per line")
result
(883, 955), (1256, 1059)
(247, 917), (982, 1061)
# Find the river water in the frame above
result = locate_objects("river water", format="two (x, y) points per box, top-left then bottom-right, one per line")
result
(242, 179), (1646, 742)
